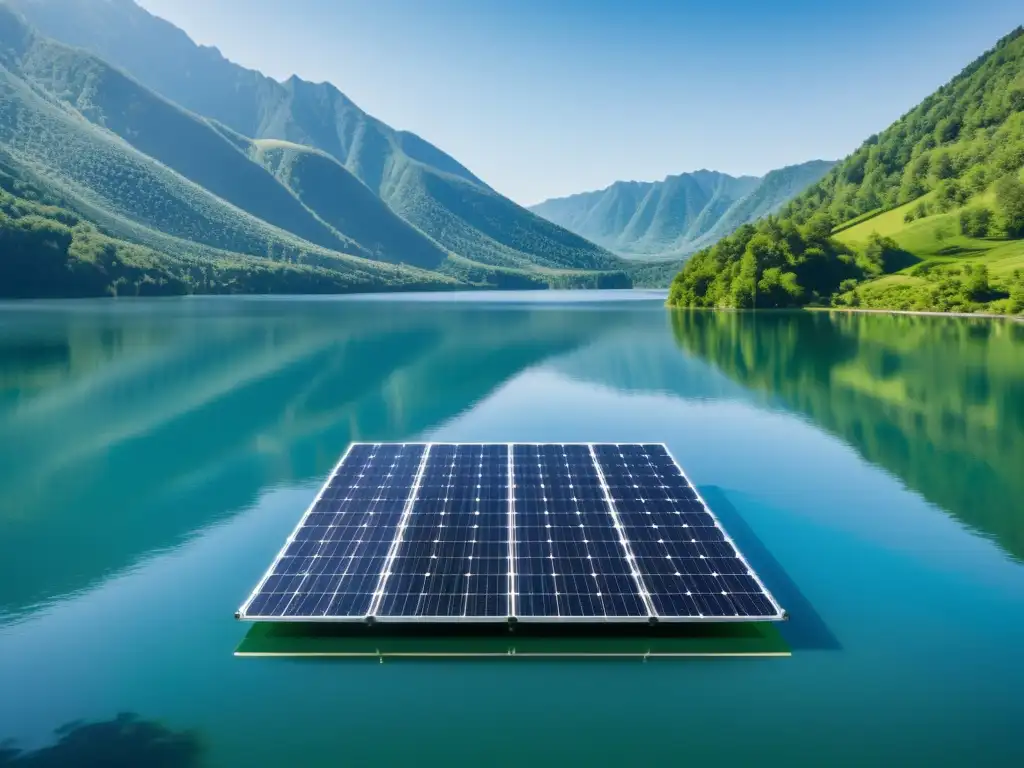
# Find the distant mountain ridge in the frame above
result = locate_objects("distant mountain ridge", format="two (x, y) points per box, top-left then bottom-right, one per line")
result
(7, 0), (624, 277)
(531, 161), (835, 259)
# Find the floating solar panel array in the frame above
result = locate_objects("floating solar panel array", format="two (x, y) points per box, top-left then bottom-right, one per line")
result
(237, 443), (786, 623)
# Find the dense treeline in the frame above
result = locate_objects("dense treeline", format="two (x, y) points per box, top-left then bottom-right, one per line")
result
(667, 214), (904, 308)
(668, 207), (1024, 312)
(669, 27), (1024, 314)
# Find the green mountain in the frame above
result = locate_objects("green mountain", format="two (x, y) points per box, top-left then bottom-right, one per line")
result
(0, 5), (471, 295)
(8, 0), (625, 276)
(249, 139), (448, 270)
(530, 161), (834, 259)
(0, 148), (453, 297)
(669, 27), (1024, 315)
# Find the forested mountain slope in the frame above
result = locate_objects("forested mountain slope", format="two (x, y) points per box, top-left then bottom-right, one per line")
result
(669, 27), (1024, 314)
(9, 0), (625, 274)
(0, 146), (451, 297)
(0, 4), (631, 296)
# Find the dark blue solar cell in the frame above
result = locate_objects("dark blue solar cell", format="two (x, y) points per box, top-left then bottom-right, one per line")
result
(512, 443), (647, 619)
(375, 444), (510, 618)
(591, 444), (781, 620)
(241, 443), (425, 619)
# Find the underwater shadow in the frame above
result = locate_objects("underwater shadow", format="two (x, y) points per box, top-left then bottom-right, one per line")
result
(0, 713), (202, 768)
(700, 485), (842, 652)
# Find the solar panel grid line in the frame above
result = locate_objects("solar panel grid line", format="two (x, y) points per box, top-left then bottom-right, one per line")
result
(235, 442), (356, 619)
(653, 443), (786, 620)
(596, 444), (731, 621)
(507, 442), (517, 618)
(323, 444), (428, 618)
(512, 443), (652, 623)
(366, 443), (433, 618)
(373, 443), (512, 623)
(587, 443), (658, 620)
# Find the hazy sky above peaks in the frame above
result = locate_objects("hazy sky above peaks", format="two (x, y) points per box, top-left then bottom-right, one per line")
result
(137, 0), (1023, 205)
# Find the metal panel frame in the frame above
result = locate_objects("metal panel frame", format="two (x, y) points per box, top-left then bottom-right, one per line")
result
(237, 442), (787, 624)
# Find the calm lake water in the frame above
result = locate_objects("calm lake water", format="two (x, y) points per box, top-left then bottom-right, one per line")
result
(1, 291), (1023, 767)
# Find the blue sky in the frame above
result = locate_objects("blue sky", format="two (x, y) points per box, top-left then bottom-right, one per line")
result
(137, 0), (1022, 205)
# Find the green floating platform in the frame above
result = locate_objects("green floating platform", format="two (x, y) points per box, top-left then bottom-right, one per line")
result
(235, 622), (791, 659)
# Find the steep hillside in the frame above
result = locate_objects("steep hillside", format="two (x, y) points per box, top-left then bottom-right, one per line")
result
(10, 0), (625, 274)
(531, 161), (833, 259)
(669, 27), (1024, 314)
(0, 147), (450, 297)
(251, 139), (449, 269)
(0, 8), (381, 269)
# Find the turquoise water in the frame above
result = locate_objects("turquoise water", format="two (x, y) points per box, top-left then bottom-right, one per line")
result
(1, 292), (1023, 766)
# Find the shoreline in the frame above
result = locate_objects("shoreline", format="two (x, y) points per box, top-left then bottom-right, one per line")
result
(666, 304), (1022, 322)
(807, 307), (1023, 322)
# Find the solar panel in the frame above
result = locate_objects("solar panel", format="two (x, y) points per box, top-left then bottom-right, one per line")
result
(592, 444), (779, 619)
(375, 444), (510, 620)
(241, 443), (426, 619)
(513, 444), (648, 620)
(237, 443), (785, 623)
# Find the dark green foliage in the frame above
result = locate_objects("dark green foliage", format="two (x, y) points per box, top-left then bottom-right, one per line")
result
(903, 199), (933, 223)
(934, 179), (969, 211)
(918, 265), (999, 311)
(959, 206), (994, 236)
(859, 232), (919, 274)
(1009, 269), (1024, 312)
(666, 216), (862, 308)
(994, 173), (1024, 237)
(962, 263), (991, 300)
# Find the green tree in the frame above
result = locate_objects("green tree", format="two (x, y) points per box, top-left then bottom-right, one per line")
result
(965, 165), (989, 192)
(1009, 270), (1024, 313)
(935, 179), (969, 211)
(959, 206), (994, 236)
(931, 152), (956, 180)
(994, 174), (1024, 237)
(964, 263), (990, 301)
(802, 212), (834, 243)
(935, 116), (962, 143)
